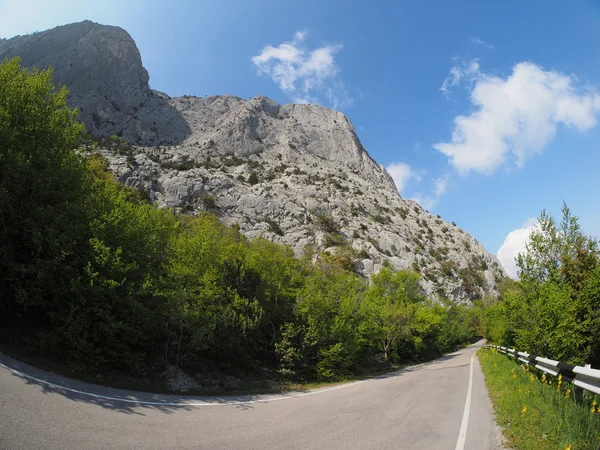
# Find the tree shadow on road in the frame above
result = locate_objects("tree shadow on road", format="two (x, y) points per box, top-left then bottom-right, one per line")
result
(1, 354), (261, 416)
(1, 345), (478, 416)
(370, 349), (468, 380)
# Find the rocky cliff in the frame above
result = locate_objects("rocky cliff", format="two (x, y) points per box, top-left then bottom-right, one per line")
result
(0, 21), (190, 145)
(0, 21), (507, 302)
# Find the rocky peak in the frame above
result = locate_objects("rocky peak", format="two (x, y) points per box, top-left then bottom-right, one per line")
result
(2, 21), (508, 303)
(168, 95), (394, 190)
(0, 21), (190, 145)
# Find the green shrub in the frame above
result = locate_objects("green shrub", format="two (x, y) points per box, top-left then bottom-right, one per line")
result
(201, 194), (216, 209)
(161, 159), (201, 171)
(247, 171), (259, 185)
(373, 213), (390, 224)
(222, 153), (246, 167)
(458, 264), (486, 297)
(313, 212), (339, 233)
(440, 260), (456, 277)
(266, 219), (284, 236)
(0, 58), (490, 384)
(324, 232), (347, 247)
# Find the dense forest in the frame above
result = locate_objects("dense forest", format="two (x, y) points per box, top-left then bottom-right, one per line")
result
(2, 57), (597, 387)
(482, 204), (600, 367)
(0, 57), (481, 382)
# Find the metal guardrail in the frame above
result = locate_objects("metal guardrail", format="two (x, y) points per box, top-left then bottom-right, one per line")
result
(486, 345), (600, 396)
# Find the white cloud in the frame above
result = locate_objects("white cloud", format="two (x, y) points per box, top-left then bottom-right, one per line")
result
(434, 173), (449, 197)
(436, 61), (600, 174)
(471, 37), (494, 50)
(410, 194), (436, 211)
(252, 31), (352, 109)
(386, 162), (416, 193)
(294, 30), (307, 41)
(440, 59), (480, 95)
(497, 218), (538, 279)
(409, 173), (451, 210)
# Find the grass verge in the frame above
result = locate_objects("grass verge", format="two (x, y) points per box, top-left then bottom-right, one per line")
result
(478, 347), (600, 450)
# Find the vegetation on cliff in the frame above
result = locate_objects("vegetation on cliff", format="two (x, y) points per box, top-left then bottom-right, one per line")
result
(0, 58), (483, 384)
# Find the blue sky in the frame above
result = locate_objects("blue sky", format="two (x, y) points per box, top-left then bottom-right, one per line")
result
(2, 0), (600, 277)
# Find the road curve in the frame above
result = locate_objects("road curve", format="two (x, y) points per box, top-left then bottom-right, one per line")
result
(0, 340), (502, 449)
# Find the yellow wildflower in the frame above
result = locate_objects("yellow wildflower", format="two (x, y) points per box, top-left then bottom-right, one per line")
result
(530, 374), (535, 383)
(592, 400), (597, 414)
(521, 405), (527, 417)
(513, 374), (517, 380)
(565, 389), (571, 399)
(565, 445), (572, 450)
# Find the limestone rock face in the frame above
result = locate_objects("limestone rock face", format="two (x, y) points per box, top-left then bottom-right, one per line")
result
(3, 21), (508, 302)
(101, 94), (507, 303)
(0, 20), (190, 145)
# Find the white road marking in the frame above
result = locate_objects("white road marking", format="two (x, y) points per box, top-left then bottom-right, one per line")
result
(455, 351), (475, 450)
(0, 360), (369, 407)
(0, 343), (482, 409)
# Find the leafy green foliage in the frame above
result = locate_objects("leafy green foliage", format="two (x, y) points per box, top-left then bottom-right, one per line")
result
(201, 194), (216, 209)
(458, 263), (486, 297)
(323, 232), (346, 247)
(0, 57), (87, 324)
(313, 211), (339, 233)
(266, 218), (284, 236)
(0, 58), (482, 384)
(397, 207), (408, 220)
(482, 204), (600, 367)
(372, 213), (390, 224)
(247, 171), (259, 185)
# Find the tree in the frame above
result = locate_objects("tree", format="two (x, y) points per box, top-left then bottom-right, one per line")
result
(517, 203), (598, 290)
(579, 267), (600, 366)
(0, 57), (87, 326)
(0, 57), (485, 380)
(60, 155), (178, 372)
(482, 204), (600, 366)
(296, 270), (366, 378)
(361, 269), (423, 361)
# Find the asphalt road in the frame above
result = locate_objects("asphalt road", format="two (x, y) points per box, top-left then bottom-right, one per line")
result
(0, 340), (503, 449)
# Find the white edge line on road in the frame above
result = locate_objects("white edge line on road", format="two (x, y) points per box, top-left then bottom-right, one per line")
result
(0, 360), (367, 407)
(1, 342), (483, 408)
(455, 351), (475, 450)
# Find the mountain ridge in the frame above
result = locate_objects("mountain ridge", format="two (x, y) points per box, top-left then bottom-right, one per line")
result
(0, 20), (507, 302)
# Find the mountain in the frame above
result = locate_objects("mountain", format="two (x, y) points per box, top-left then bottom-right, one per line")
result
(0, 21), (507, 302)
(0, 20), (190, 145)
